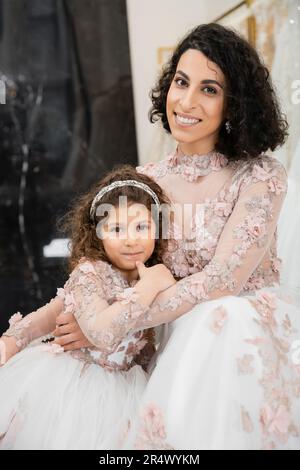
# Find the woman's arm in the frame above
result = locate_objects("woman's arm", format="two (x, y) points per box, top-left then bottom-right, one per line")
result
(56, 261), (175, 354)
(55, 158), (288, 347)
(133, 159), (288, 328)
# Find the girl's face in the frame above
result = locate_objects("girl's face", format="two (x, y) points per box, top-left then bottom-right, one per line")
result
(100, 202), (156, 281)
(166, 49), (226, 155)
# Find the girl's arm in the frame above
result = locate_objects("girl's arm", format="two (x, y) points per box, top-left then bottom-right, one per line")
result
(0, 295), (64, 364)
(0, 261), (173, 363)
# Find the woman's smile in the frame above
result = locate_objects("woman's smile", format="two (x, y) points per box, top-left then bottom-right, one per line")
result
(174, 111), (202, 127)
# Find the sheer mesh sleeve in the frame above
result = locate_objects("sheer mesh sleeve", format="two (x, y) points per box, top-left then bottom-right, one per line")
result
(2, 295), (64, 350)
(134, 158), (288, 328)
(63, 260), (152, 354)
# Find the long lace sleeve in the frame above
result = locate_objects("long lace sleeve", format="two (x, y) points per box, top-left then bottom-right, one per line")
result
(134, 158), (288, 328)
(64, 260), (154, 354)
(2, 295), (64, 350)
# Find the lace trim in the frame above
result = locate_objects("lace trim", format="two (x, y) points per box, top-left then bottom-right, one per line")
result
(137, 151), (229, 182)
(3, 312), (32, 349)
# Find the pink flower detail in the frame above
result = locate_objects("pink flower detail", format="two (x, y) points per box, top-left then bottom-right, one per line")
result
(260, 404), (291, 440)
(210, 153), (228, 170)
(174, 262), (190, 278)
(268, 177), (286, 195)
(79, 261), (97, 275)
(210, 306), (228, 334)
(257, 291), (277, 311)
(8, 312), (23, 326)
(78, 275), (91, 286)
(64, 292), (75, 306)
(247, 218), (266, 241)
(116, 287), (139, 305)
(214, 202), (232, 217)
(189, 274), (208, 301)
(134, 402), (174, 450)
(252, 163), (272, 182)
(241, 406), (254, 433)
(166, 238), (178, 253)
(246, 276), (265, 289)
(166, 154), (178, 167)
(182, 167), (195, 182)
(141, 403), (165, 430)
(245, 336), (268, 346)
(237, 354), (255, 375)
(271, 258), (282, 273)
(63, 292), (76, 313)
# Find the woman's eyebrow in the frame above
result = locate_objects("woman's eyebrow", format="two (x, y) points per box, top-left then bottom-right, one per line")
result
(176, 70), (224, 89)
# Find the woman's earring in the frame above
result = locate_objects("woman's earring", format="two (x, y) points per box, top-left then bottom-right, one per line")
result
(225, 120), (232, 134)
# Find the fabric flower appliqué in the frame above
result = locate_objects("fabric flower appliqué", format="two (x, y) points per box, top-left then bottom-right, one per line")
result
(210, 306), (228, 334)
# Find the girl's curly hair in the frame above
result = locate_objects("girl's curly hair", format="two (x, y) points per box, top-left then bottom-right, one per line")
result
(149, 23), (288, 160)
(59, 165), (170, 273)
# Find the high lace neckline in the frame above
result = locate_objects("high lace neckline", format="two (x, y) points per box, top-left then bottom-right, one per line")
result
(167, 148), (229, 182)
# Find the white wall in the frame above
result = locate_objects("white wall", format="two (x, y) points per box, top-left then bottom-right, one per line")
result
(126, 0), (240, 164)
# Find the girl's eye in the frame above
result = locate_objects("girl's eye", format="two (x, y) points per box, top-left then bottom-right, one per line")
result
(110, 226), (124, 233)
(137, 224), (149, 231)
(202, 86), (217, 95)
(174, 77), (187, 87)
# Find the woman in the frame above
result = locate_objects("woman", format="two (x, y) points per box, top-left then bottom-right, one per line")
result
(119, 23), (300, 450)
(4, 23), (300, 449)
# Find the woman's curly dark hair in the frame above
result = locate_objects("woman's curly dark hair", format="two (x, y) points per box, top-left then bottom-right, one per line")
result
(149, 23), (288, 160)
(59, 165), (170, 273)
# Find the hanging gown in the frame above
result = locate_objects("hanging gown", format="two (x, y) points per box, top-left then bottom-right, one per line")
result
(119, 149), (300, 450)
(0, 258), (154, 450)
(270, 0), (300, 289)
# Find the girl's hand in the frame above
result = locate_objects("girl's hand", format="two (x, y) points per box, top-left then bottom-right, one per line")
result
(136, 261), (177, 294)
(53, 313), (93, 351)
(0, 336), (20, 366)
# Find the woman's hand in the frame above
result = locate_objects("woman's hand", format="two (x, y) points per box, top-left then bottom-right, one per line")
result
(0, 336), (20, 366)
(136, 261), (177, 294)
(53, 313), (93, 351)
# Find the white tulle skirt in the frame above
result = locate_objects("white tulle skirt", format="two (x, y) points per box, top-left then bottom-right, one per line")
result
(123, 286), (300, 450)
(0, 343), (147, 450)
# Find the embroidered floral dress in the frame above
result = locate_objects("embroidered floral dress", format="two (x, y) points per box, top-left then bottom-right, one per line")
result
(120, 149), (300, 450)
(0, 259), (154, 450)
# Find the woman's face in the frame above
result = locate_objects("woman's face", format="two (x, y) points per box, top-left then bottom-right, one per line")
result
(166, 49), (226, 155)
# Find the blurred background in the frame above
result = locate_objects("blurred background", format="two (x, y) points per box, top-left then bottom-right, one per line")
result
(0, 0), (299, 333)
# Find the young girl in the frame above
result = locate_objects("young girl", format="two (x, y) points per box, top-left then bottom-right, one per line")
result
(0, 165), (175, 450)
